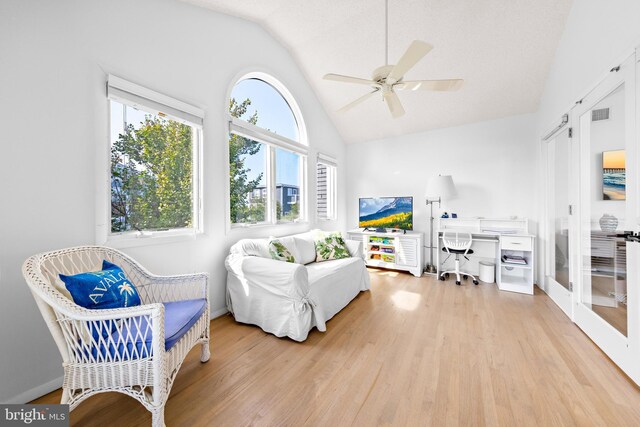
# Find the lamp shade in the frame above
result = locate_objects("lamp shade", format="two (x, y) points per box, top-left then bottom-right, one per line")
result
(426, 175), (457, 200)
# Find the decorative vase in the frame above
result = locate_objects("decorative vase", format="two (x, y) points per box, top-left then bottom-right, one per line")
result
(599, 214), (618, 232)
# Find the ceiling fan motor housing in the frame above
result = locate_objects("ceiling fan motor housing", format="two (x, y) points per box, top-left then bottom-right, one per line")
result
(372, 65), (395, 84)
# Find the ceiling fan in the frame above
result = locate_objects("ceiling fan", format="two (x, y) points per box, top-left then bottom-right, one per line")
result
(323, 0), (464, 118)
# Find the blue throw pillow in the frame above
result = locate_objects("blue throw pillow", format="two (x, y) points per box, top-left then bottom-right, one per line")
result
(60, 260), (141, 310)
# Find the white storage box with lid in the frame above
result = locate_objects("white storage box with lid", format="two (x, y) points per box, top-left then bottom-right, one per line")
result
(479, 261), (495, 283)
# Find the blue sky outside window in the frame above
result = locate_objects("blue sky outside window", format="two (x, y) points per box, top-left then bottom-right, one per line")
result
(231, 79), (300, 186)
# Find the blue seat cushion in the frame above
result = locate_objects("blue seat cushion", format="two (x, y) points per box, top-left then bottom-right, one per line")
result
(162, 298), (207, 350)
(87, 298), (206, 360)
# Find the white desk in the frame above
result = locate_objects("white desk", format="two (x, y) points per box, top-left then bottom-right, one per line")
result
(436, 218), (535, 294)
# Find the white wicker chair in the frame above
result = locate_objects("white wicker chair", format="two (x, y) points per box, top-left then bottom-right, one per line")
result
(22, 246), (210, 427)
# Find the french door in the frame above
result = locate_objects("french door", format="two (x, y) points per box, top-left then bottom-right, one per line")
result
(545, 126), (576, 318)
(572, 52), (640, 383)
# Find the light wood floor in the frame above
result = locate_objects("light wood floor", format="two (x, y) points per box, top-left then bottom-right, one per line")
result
(592, 276), (628, 336)
(34, 269), (640, 426)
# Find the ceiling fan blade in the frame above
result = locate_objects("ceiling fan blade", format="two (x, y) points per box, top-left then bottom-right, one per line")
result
(396, 79), (464, 91)
(337, 89), (379, 113)
(386, 40), (434, 84)
(383, 91), (405, 118)
(324, 73), (377, 86)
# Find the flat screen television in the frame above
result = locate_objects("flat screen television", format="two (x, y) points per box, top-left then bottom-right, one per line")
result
(358, 197), (413, 230)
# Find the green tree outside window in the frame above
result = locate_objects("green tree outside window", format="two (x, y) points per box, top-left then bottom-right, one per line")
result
(111, 112), (193, 232)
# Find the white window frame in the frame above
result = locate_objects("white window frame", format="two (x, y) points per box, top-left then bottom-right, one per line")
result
(97, 75), (204, 248)
(316, 153), (338, 221)
(226, 72), (309, 230)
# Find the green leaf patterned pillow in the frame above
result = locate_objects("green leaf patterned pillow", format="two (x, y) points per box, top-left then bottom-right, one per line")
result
(268, 239), (296, 263)
(314, 232), (350, 262)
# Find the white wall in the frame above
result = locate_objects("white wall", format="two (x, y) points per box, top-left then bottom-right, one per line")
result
(536, 0), (640, 288)
(0, 0), (346, 403)
(537, 0), (640, 130)
(346, 113), (538, 267)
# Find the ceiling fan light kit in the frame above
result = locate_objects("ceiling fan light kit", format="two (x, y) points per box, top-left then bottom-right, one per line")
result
(323, 0), (463, 118)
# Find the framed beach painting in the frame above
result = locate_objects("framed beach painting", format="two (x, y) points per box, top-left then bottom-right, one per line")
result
(602, 149), (625, 200)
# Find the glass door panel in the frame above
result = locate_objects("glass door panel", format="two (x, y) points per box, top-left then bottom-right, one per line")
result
(545, 128), (574, 317)
(551, 130), (571, 290)
(579, 83), (628, 337)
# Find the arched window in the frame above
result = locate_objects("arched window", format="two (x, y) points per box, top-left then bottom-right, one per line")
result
(228, 73), (307, 226)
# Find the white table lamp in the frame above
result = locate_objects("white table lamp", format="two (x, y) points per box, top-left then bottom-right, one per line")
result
(425, 175), (457, 273)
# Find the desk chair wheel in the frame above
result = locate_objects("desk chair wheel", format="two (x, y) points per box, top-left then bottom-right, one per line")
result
(473, 280), (479, 285)
(455, 280), (461, 286)
(444, 273), (450, 279)
(439, 275), (445, 281)
(463, 275), (468, 280)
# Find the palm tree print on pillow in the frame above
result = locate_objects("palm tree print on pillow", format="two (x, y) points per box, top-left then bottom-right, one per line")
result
(118, 282), (136, 306)
(269, 240), (296, 263)
(315, 233), (350, 262)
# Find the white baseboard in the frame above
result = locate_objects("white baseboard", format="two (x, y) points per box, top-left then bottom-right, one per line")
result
(5, 375), (63, 404)
(210, 307), (229, 319)
(7, 309), (229, 404)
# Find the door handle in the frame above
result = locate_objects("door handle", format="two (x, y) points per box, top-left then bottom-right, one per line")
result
(625, 232), (640, 242)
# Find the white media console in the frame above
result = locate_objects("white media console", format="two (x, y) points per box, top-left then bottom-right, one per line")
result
(347, 229), (424, 277)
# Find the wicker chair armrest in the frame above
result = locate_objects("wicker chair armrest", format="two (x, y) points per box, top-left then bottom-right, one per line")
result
(57, 302), (165, 322)
(148, 272), (208, 284)
(54, 303), (167, 364)
(139, 273), (209, 303)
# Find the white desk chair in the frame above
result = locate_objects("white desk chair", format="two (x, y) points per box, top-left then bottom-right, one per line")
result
(439, 230), (479, 285)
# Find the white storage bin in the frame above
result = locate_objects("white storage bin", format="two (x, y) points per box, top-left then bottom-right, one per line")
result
(479, 261), (495, 283)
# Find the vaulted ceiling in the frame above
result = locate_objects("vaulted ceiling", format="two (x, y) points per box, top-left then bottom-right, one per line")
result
(183, 0), (573, 143)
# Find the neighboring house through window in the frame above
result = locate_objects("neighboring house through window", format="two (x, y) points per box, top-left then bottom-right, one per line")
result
(317, 153), (337, 221)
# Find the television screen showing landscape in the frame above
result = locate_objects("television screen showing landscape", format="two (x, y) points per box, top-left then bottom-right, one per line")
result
(602, 149), (626, 200)
(359, 197), (413, 230)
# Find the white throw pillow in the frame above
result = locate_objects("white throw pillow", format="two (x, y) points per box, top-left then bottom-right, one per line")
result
(292, 232), (319, 265)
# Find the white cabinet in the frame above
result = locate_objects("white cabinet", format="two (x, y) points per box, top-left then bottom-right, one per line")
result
(501, 236), (533, 251)
(347, 229), (424, 277)
(396, 237), (418, 268)
(497, 234), (535, 295)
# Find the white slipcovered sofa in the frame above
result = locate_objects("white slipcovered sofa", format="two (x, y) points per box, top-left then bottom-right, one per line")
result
(224, 230), (370, 341)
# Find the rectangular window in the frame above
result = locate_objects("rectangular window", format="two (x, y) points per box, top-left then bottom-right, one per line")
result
(229, 137), (268, 224)
(104, 75), (203, 242)
(276, 148), (301, 223)
(228, 118), (307, 228)
(317, 155), (337, 221)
